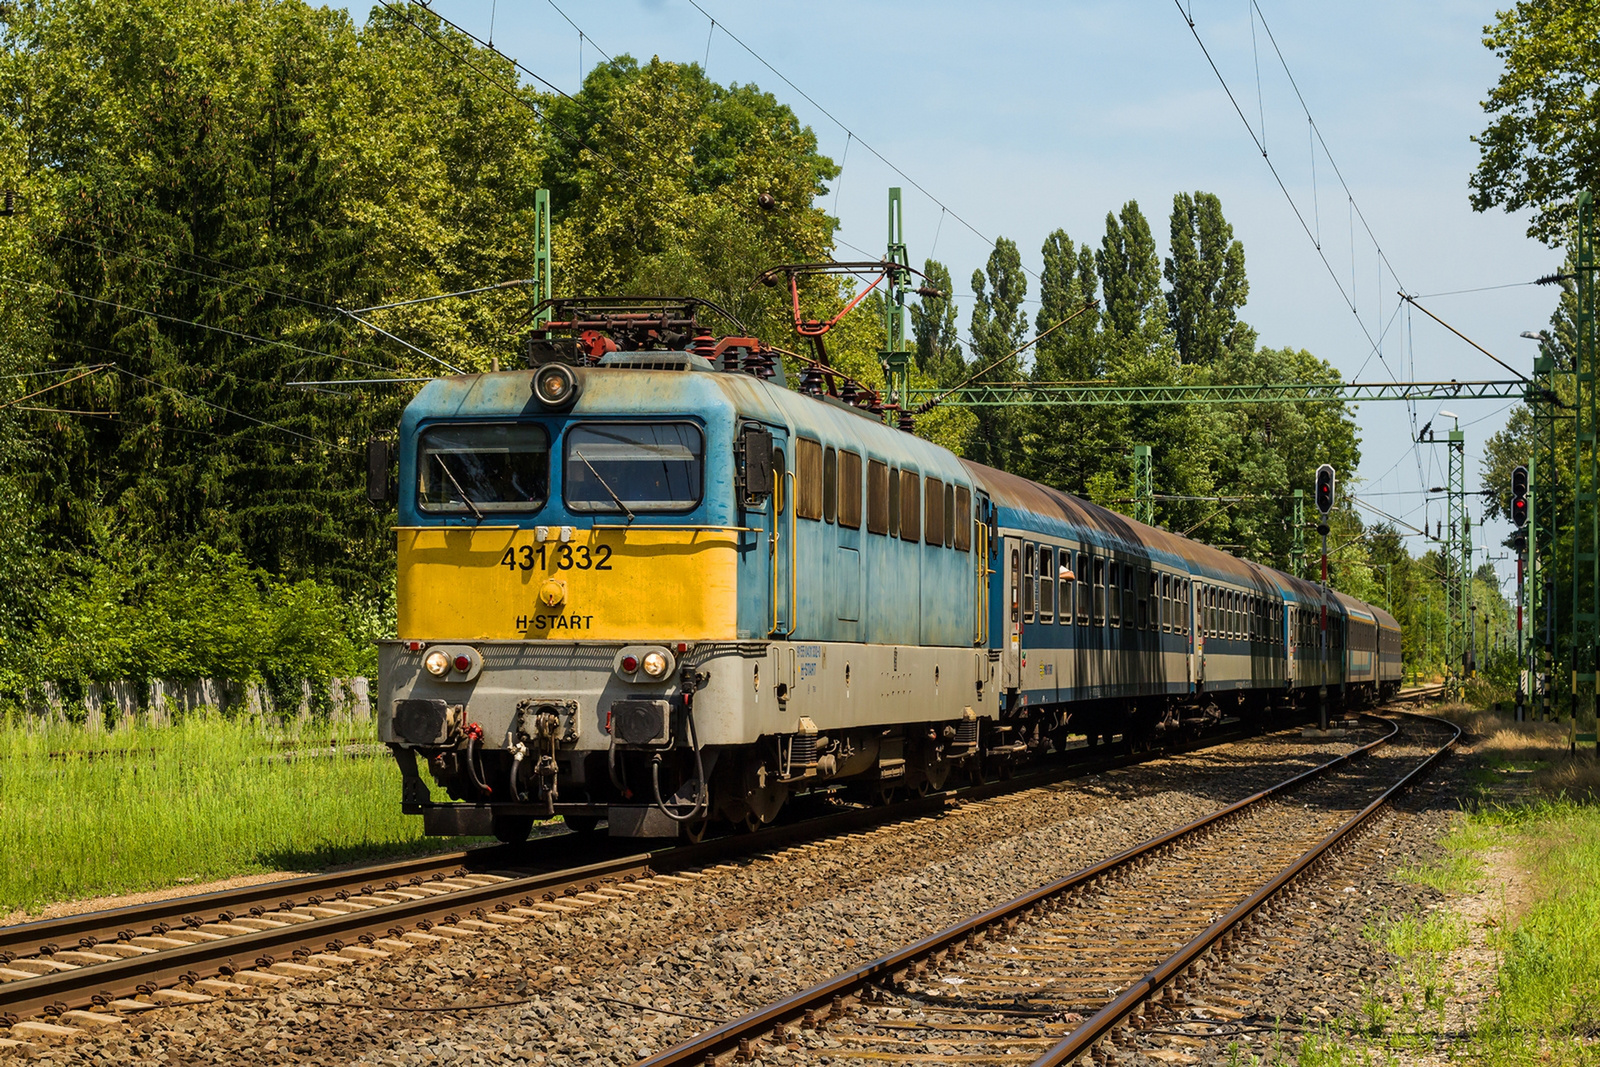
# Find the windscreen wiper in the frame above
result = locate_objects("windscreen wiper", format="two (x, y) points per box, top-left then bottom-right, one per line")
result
(433, 453), (484, 522)
(573, 450), (635, 524)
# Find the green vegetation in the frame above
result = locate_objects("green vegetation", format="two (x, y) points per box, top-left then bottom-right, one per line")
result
(1473, 798), (1600, 1062)
(0, 712), (474, 914)
(0, 0), (1512, 705)
(1361, 912), (1468, 1028)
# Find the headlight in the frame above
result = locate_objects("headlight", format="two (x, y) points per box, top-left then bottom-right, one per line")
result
(424, 650), (450, 676)
(532, 363), (580, 410)
(641, 651), (669, 678)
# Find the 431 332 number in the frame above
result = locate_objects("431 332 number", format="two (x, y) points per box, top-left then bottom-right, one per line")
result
(499, 544), (613, 572)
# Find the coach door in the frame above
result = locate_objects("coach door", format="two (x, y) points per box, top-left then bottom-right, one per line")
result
(1002, 536), (1022, 689)
(1190, 581), (1203, 688)
(1280, 607), (1292, 684)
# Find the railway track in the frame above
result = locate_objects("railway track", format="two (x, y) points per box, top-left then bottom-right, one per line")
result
(0, 689), (1442, 1045)
(632, 707), (1457, 1067)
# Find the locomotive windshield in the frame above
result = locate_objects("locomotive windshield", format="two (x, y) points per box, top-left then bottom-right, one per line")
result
(417, 423), (550, 513)
(564, 422), (703, 513)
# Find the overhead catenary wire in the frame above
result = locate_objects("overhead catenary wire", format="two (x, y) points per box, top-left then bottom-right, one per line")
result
(3, 274), (361, 366)
(683, 0), (1040, 283)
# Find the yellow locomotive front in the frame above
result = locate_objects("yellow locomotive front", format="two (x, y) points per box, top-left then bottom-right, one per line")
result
(377, 346), (787, 842)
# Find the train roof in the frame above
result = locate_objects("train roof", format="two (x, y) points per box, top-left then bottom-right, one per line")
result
(962, 460), (1276, 588)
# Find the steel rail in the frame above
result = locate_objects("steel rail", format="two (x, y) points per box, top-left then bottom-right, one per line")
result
(1032, 710), (1460, 1065)
(0, 703), (1281, 974)
(2, 698), (1435, 1027)
(632, 715), (1409, 1067)
(0, 849), (490, 959)
(0, 733), (1213, 1023)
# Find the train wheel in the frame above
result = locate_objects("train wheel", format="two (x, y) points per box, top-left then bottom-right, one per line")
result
(490, 814), (534, 844)
(562, 814), (602, 835)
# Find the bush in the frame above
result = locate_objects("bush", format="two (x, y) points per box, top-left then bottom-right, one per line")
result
(21, 543), (379, 693)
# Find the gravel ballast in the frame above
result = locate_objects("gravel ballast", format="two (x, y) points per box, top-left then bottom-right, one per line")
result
(4, 721), (1471, 1067)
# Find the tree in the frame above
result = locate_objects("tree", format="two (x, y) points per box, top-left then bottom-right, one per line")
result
(1095, 202), (1162, 338)
(1034, 229), (1100, 380)
(1203, 346), (1361, 567)
(1164, 191), (1250, 365)
(1470, 1), (1600, 245)
(910, 258), (962, 383)
(539, 56), (838, 341)
(965, 238), (1028, 470)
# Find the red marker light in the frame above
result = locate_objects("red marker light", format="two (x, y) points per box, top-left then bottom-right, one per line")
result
(453, 654), (472, 672)
(675, 642), (688, 654)
(621, 655), (639, 673)
(405, 641), (424, 652)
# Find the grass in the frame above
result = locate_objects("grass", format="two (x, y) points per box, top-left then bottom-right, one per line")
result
(1281, 708), (1600, 1065)
(1472, 796), (1600, 1064)
(0, 712), (479, 916)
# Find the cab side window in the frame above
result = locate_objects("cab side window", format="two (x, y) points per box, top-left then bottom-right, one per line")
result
(953, 487), (972, 551)
(899, 470), (920, 542)
(797, 439), (823, 520)
(924, 477), (945, 546)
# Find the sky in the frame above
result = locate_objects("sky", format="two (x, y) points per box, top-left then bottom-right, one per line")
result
(377, 0), (1553, 600)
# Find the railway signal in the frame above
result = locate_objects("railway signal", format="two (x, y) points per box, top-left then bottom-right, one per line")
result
(1511, 464), (1528, 528)
(1314, 464), (1335, 519)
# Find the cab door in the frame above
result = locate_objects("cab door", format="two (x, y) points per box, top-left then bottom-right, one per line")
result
(768, 431), (794, 637)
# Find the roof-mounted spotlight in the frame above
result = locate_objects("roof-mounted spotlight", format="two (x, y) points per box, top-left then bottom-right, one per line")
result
(533, 362), (581, 410)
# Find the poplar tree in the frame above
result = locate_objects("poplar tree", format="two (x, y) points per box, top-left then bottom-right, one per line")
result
(1095, 202), (1162, 338)
(910, 258), (962, 383)
(966, 238), (1028, 470)
(1164, 191), (1249, 365)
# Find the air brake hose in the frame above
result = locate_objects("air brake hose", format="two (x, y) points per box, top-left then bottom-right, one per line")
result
(650, 698), (709, 824)
(463, 722), (492, 797)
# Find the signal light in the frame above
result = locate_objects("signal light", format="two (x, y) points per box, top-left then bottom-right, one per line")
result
(452, 654), (472, 673)
(1511, 464), (1528, 528)
(1314, 464), (1336, 515)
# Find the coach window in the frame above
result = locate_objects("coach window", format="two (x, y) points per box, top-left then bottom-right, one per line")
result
(1123, 567), (1135, 628)
(839, 451), (862, 529)
(1023, 543), (1036, 621)
(925, 477), (945, 546)
(1041, 547), (1055, 622)
(823, 447), (838, 523)
(1107, 561), (1121, 626)
(944, 484), (957, 547)
(1059, 551), (1073, 625)
(954, 487), (972, 551)
(1144, 572), (1155, 630)
(888, 466), (901, 537)
(1093, 556), (1106, 625)
(796, 438), (824, 520)
(1081, 559), (1094, 627)
(900, 469), (921, 542)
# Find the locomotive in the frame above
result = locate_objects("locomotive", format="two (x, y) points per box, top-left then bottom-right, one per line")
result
(373, 297), (1402, 843)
